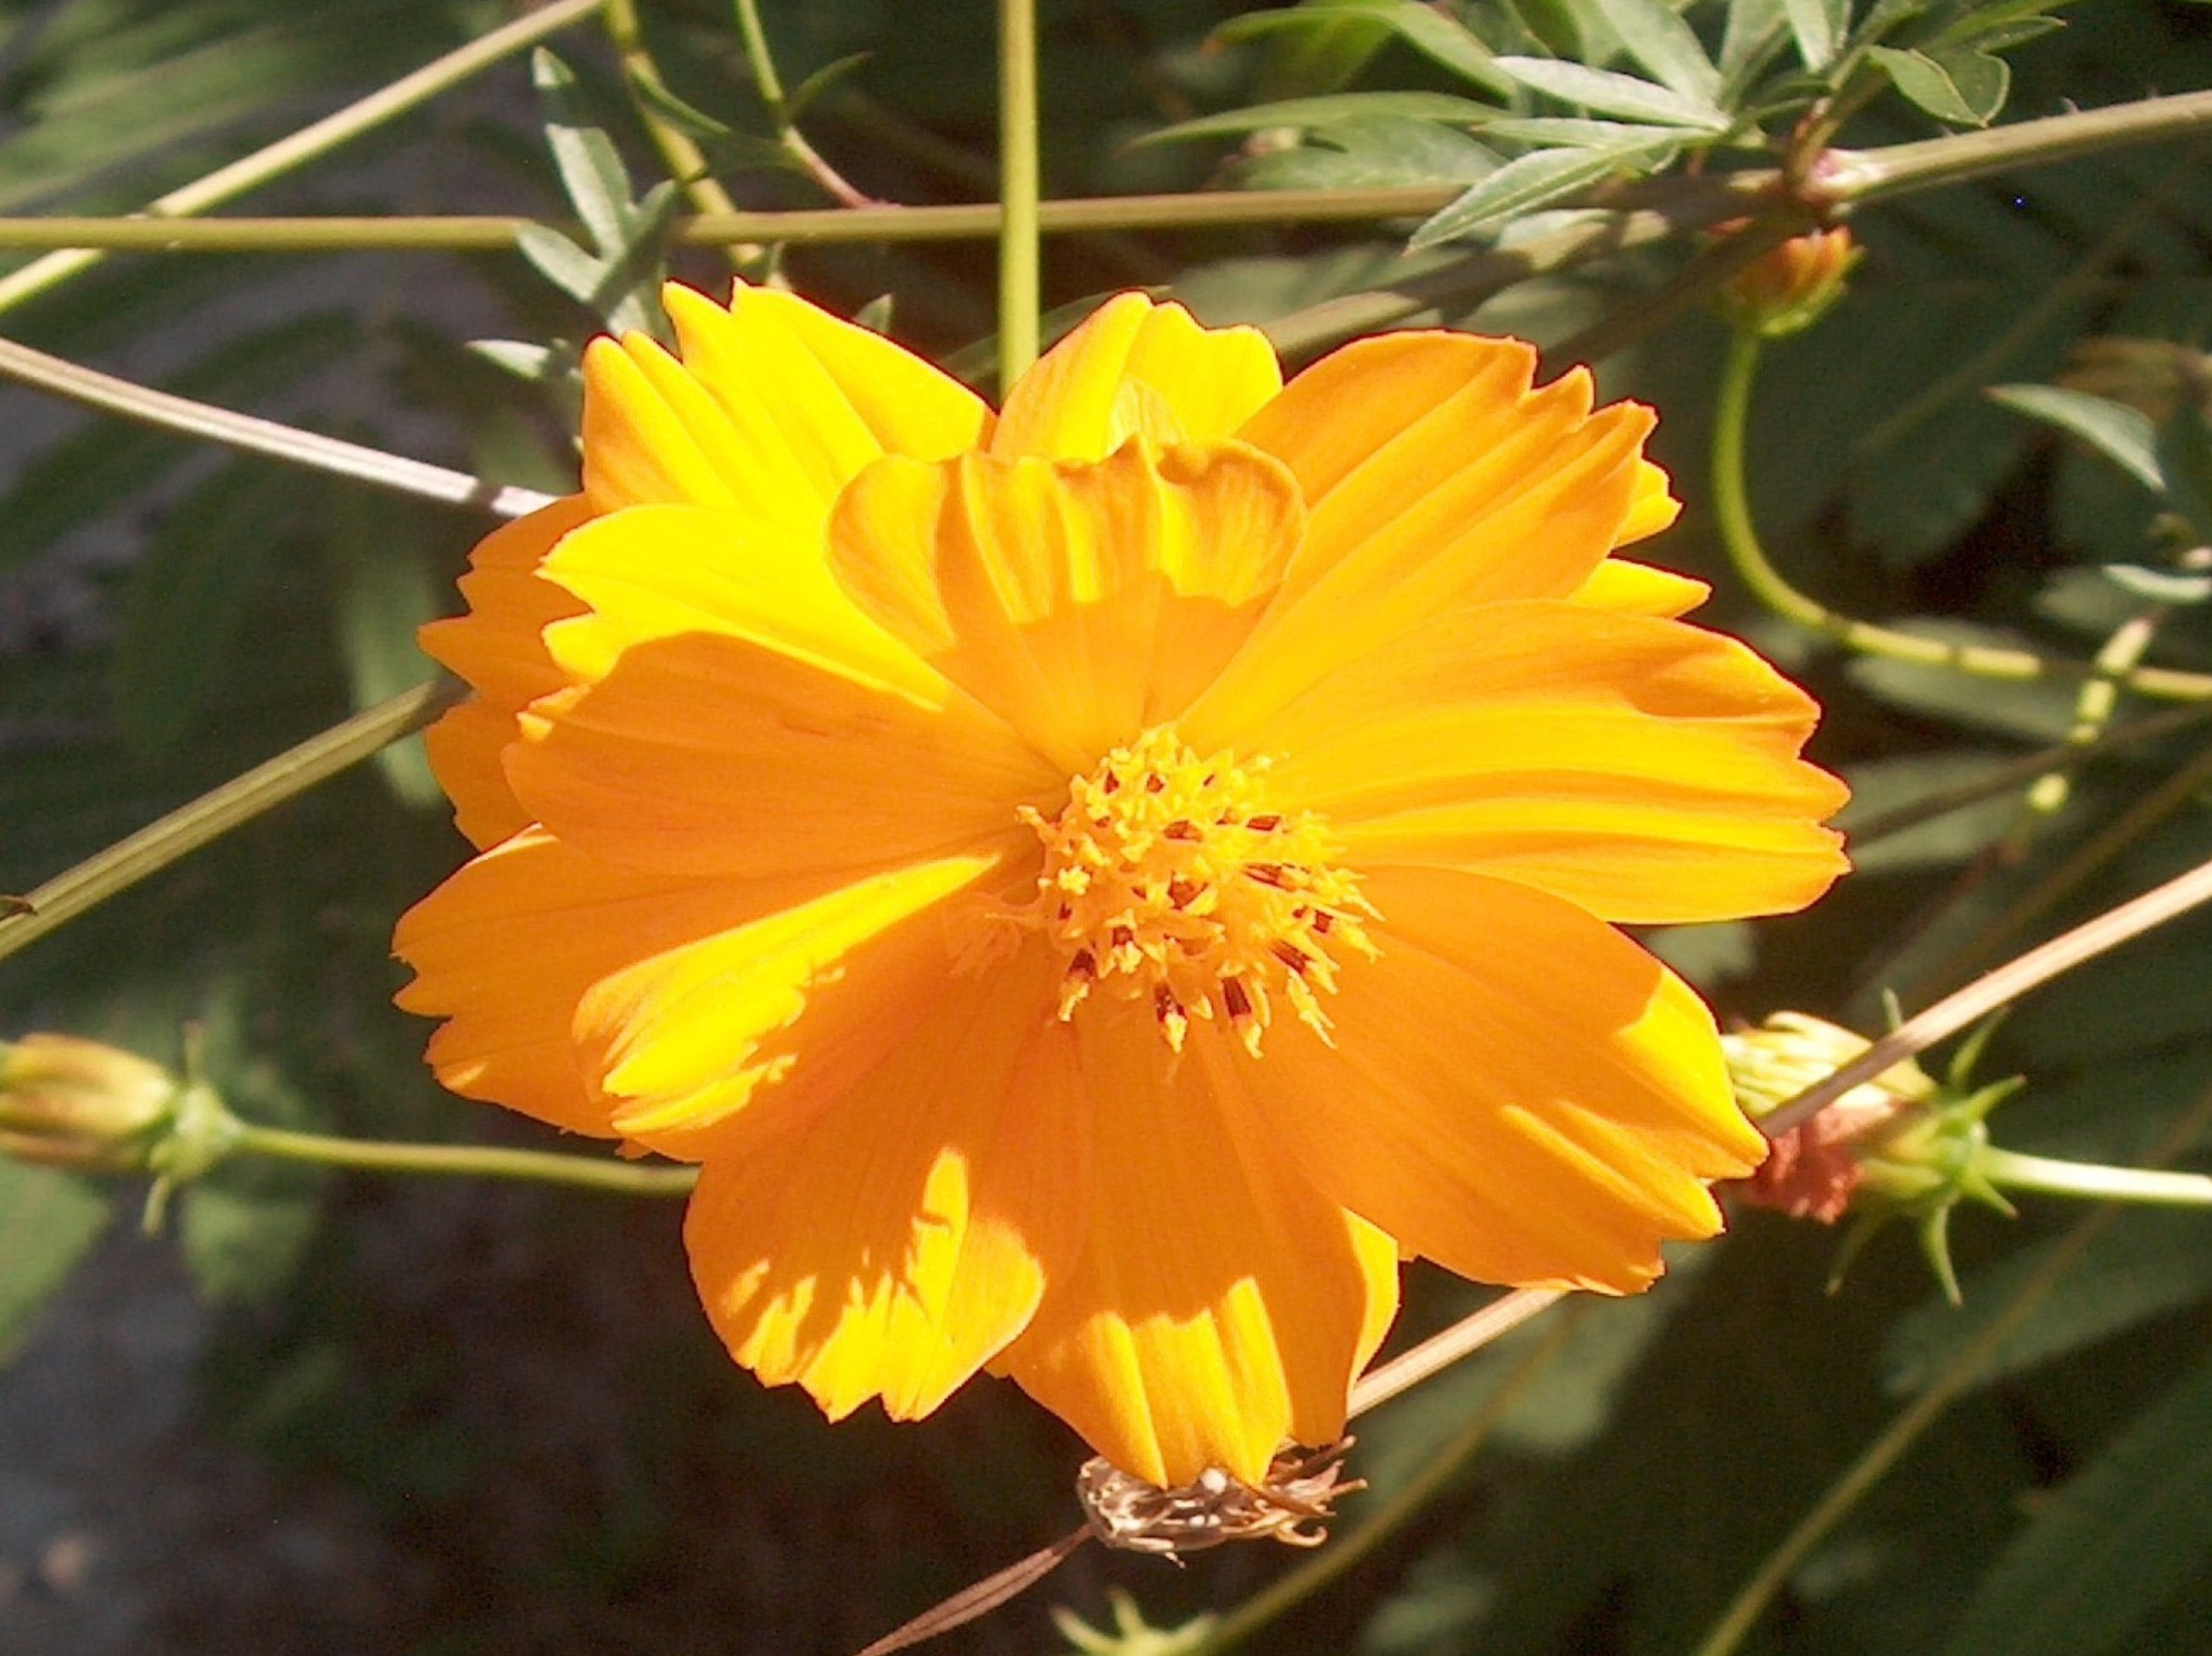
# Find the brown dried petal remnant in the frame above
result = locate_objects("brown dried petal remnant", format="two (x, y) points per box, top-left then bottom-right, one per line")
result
(1075, 1441), (1364, 1556)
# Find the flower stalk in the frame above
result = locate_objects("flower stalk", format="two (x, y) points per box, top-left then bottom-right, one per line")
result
(996, 0), (1042, 389)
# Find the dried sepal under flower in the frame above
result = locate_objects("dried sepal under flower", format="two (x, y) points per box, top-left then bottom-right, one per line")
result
(1076, 1441), (1364, 1555)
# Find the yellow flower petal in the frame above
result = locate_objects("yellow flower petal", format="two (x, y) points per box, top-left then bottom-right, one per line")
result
(684, 951), (1078, 1423)
(1197, 333), (1656, 736)
(828, 440), (1303, 772)
(997, 1005), (1399, 1486)
(1240, 600), (1848, 923)
(394, 829), (996, 1159)
(507, 626), (1049, 880)
(993, 292), (1282, 462)
(1569, 557), (1710, 618)
(579, 282), (987, 520)
(1617, 458), (1681, 546)
(1232, 867), (1762, 1293)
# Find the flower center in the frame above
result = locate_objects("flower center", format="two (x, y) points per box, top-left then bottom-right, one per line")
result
(1018, 727), (1377, 1055)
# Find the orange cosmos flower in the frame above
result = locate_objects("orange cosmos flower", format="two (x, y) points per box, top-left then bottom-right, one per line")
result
(394, 285), (1848, 1486)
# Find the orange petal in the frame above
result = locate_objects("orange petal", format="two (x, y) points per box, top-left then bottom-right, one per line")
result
(684, 949), (1081, 1423)
(578, 282), (988, 520)
(997, 1004), (1399, 1485)
(827, 440), (1303, 773)
(1617, 458), (1681, 546)
(392, 829), (995, 1158)
(417, 495), (595, 847)
(1221, 600), (1849, 924)
(508, 627), (1050, 880)
(993, 293), (1282, 462)
(1236, 867), (1764, 1294)
(1569, 557), (1710, 618)
(422, 697), (535, 850)
(1198, 333), (1657, 735)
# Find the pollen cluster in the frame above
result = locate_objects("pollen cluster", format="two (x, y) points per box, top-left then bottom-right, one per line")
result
(1019, 727), (1377, 1055)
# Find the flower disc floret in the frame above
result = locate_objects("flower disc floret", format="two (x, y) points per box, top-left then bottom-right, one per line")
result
(1019, 727), (1376, 1055)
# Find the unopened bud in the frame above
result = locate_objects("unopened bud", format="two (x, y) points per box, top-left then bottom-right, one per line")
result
(0, 1034), (181, 1172)
(1718, 226), (1861, 339)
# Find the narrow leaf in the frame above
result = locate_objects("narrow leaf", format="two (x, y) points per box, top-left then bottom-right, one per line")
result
(1494, 56), (1730, 128)
(785, 51), (875, 124)
(1719, 0), (1792, 81)
(1215, 1), (1512, 95)
(1477, 116), (1691, 147)
(1869, 43), (1989, 125)
(1410, 138), (1675, 247)
(332, 501), (448, 808)
(1585, 0), (1723, 101)
(532, 49), (638, 255)
(1137, 91), (1498, 145)
(0, 1161), (111, 1367)
(1988, 384), (2164, 493)
(113, 462), (311, 753)
(1940, 1351), (2212, 1656)
(1783, 0), (1851, 70)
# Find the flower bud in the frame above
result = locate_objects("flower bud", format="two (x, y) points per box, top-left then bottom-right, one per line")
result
(1723, 1015), (1941, 1220)
(1718, 226), (1861, 339)
(0, 1034), (182, 1172)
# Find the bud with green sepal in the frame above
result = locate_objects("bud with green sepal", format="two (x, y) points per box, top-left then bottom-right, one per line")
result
(1722, 1012), (2212, 1304)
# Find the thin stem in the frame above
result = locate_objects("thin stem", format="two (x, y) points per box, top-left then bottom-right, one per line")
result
(603, 0), (750, 239)
(996, 0), (1041, 391)
(1349, 1289), (1567, 1417)
(1712, 327), (2212, 702)
(1762, 847), (2212, 1138)
(234, 1122), (696, 1195)
(0, 333), (553, 518)
(0, 681), (460, 965)
(0, 0), (609, 317)
(1978, 1147), (2212, 1207)
(1692, 1083), (2212, 1656)
(1824, 87), (2212, 207)
(731, 0), (876, 210)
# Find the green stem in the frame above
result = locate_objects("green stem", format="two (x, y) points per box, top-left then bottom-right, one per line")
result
(1978, 1146), (2212, 1207)
(234, 1122), (696, 1196)
(604, 0), (750, 239)
(996, 0), (1041, 392)
(1712, 327), (2212, 702)
(1690, 1083), (2212, 1656)
(0, 0), (609, 318)
(0, 332), (551, 518)
(1824, 87), (2212, 207)
(731, 0), (875, 209)
(0, 680), (459, 966)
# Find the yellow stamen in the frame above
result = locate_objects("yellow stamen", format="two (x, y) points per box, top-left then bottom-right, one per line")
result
(1018, 727), (1377, 1055)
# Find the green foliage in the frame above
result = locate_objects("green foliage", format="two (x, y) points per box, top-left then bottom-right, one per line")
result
(0, 1160), (111, 1363)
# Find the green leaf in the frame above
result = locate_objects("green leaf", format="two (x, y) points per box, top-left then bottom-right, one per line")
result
(532, 48), (638, 257)
(1846, 620), (2081, 741)
(1475, 115), (1693, 147)
(1719, 0), (1792, 81)
(2103, 562), (2212, 605)
(2154, 397), (2212, 537)
(626, 67), (733, 140)
(785, 51), (875, 124)
(1237, 114), (1500, 188)
(1783, 0), (1851, 70)
(1883, 1210), (2212, 1396)
(0, 1161), (112, 1367)
(1215, 2), (1513, 95)
(1584, 0), (1723, 102)
(1989, 384), (2165, 494)
(1137, 91), (1499, 145)
(1410, 136), (1678, 247)
(1493, 55), (1729, 126)
(1839, 750), (2020, 873)
(112, 460), (314, 754)
(1934, 43), (2010, 123)
(1870, 42), (1997, 125)
(331, 496), (449, 808)
(1939, 1349), (2212, 1656)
